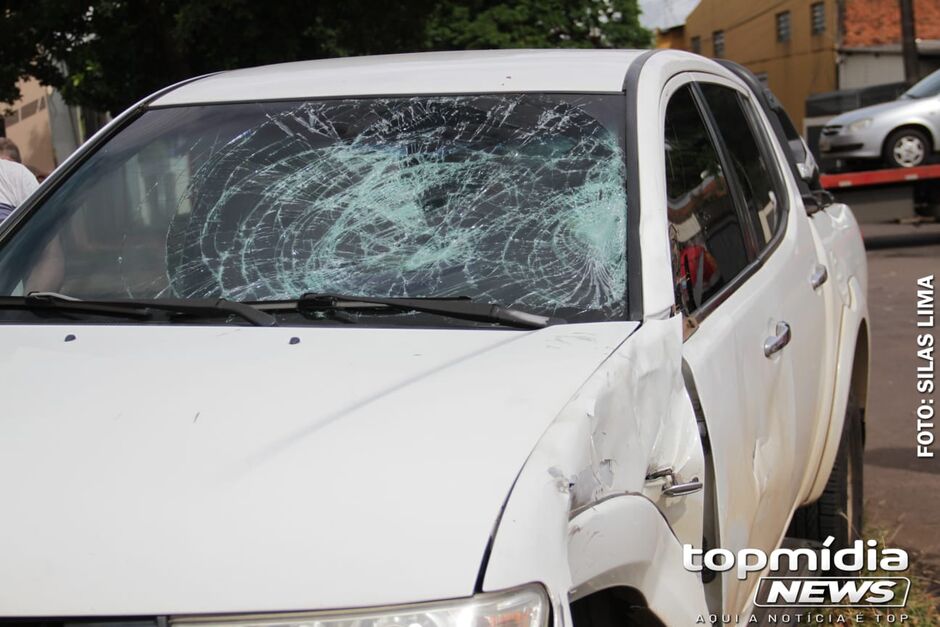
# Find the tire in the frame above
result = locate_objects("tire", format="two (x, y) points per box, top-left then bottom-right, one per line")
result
(883, 128), (930, 168)
(787, 393), (864, 552)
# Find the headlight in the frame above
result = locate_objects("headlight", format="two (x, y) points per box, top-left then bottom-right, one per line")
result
(171, 585), (550, 627)
(847, 118), (872, 132)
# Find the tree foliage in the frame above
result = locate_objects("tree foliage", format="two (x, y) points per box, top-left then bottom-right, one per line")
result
(0, 0), (651, 114)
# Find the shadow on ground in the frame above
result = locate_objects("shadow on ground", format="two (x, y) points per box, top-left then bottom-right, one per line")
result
(866, 447), (940, 475)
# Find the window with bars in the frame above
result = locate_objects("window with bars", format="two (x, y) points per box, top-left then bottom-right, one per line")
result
(776, 11), (791, 42)
(811, 2), (826, 35)
(713, 30), (725, 57)
(691, 36), (701, 54)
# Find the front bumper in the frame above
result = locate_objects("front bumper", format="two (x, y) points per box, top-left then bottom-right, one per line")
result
(818, 130), (882, 159)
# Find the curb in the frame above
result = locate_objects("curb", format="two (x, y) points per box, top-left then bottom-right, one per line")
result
(863, 231), (940, 250)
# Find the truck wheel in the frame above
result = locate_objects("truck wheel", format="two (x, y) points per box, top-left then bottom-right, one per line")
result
(883, 128), (929, 168)
(787, 394), (864, 552)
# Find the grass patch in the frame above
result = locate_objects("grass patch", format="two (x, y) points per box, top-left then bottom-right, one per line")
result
(771, 529), (940, 625)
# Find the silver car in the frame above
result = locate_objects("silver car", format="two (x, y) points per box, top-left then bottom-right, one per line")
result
(820, 68), (940, 168)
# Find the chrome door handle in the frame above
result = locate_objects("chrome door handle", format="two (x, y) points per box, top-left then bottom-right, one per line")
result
(764, 321), (791, 357)
(810, 264), (828, 290)
(663, 477), (703, 497)
(646, 466), (704, 497)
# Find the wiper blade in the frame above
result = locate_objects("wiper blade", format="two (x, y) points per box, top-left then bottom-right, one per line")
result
(0, 292), (277, 327)
(258, 292), (563, 329)
(0, 293), (155, 320)
(124, 296), (277, 327)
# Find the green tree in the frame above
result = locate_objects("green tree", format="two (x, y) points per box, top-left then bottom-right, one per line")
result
(427, 0), (650, 49)
(0, 0), (651, 115)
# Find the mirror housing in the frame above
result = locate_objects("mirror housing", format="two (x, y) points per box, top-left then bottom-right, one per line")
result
(789, 136), (821, 186)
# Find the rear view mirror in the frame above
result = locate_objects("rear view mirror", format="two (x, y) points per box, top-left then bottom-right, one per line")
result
(789, 137), (821, 186)
(815, 189), (835, 206)
(802, 188), (834, 216)
(796, 161), (815, 181)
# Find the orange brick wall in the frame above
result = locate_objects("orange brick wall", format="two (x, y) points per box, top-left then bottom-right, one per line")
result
(843, 0), (940, 47)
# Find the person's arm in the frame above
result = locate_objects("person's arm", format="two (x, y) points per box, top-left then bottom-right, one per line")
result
(15, 161), (40, 201)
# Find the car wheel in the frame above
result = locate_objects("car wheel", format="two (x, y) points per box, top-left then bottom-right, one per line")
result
(884, 128), (930, 168)
(787, 393), (864, 554)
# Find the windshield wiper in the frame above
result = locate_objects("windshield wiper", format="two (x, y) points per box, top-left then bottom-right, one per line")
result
(0, 292), (277, 327)
(0, 293), (154, 320)
(254, 293), (563, 329)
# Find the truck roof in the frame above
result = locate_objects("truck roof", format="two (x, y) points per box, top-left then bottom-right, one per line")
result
(150, 49), (649, 106)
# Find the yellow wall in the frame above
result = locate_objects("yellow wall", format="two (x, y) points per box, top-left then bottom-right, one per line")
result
(683, 0), (840, 130)
(656, 26), (687, 49)
(2, 78), (57, 175)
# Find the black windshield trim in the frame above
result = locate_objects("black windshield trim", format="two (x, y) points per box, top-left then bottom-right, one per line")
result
(622, 49), (659, 321)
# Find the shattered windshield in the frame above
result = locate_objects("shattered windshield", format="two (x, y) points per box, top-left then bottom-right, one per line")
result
(0, 94), (628, 322)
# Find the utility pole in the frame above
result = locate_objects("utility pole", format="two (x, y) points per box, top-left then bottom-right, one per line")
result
(900, 0), (919, 84)
(836, 0), (846, 88)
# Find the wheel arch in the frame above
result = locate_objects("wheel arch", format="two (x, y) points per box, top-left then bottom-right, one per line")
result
(805, 275), (869, 504)
(570, 586), (666, 627)
(851, 318), (871, 442)
(882, 123), (937, 156)
(565, 494), (711, 623)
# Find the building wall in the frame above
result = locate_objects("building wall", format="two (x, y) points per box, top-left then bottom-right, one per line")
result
(2, 78), (57, 175)
(843, 0), (940, 46)
(839, 51), (906, 88)
(683, 0), (840, 130)
(655, 25), (687, 49)
(839, 51), (940, 89)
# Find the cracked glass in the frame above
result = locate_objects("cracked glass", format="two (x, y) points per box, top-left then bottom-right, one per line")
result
(0, 94), (628, 323)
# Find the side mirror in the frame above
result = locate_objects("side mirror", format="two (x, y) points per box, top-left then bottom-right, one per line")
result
(815, 189), (836, 207)
(802, 189), (835, 216)
(796, 161), (816, 181)
(790, 136), (821, 186)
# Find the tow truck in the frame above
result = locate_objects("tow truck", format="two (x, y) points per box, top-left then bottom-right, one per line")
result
(820, 164), (940, 224)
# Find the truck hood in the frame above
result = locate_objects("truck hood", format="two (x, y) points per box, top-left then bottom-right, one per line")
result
(0, 322), (637, 615)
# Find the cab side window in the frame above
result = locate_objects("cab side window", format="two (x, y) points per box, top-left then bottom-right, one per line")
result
(699, 83), (782, 248)
(664, 85), (749, 314)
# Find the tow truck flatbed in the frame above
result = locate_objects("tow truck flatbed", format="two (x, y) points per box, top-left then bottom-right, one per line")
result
(819, 164), (940, 223)
(820, 164), (940, 189)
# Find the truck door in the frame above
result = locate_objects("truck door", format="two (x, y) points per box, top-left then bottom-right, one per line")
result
(662, 75), (829, 612)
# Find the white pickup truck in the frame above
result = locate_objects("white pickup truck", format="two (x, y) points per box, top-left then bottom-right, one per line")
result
(0, 50), (868, 625)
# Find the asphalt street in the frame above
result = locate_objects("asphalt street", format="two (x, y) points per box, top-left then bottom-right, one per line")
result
(861, 235), (940, 587)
